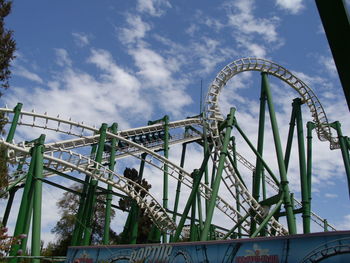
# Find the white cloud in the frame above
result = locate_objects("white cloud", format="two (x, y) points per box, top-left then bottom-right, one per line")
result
(72, 32), (90, 47)
(136, 0), (171, 17)
(228, 0), (280, 43)
(276, 0), (304, 14)
(119, 15), (151, 44)
(317, 55), (338, 77)
(13, 66), (44, 84)
(55, 48), (72, 67)
(325, 193), (338, 198)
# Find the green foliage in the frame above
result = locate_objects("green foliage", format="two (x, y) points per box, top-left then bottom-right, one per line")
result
(0, 0), (16, 93)
(42, 184), (119, 256)
(0, 0), (16, 197)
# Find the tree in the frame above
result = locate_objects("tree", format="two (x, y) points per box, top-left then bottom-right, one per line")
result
(42, 184), (119, 257)
(0, 0), (16, 194)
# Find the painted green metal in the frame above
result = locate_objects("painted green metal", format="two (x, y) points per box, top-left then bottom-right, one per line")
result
(332, 121), (350, 197)
(2, 187), (18, 226)
(324, 219), (329, 232)
(200, 107), (236, 241)
(172, 142), (187, 223)
(251, 197), (284, 238)
(9, 150), (37, 262)
(31, 134), (45, 263)
(230, 137), (242, 238)
(163, 115), (169, 243)
(251, 82), (267, 234)
(262, 73), (297, 235)
(103, 123), (118, 245)
(307, 122), (315, 210)
(172, 144), (213, 242)
(284, 100), (297, 171)
(222, 213), (250, 240)
(6, 103), (22, 143)
(202, 112), (210, 213)
(82, 123), (108, 245)
(2, 103), (23, 227)
(294, 98), (310, 233)
(190, 171), (198, 241)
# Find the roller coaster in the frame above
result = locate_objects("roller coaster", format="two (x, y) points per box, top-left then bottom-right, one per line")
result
(1, 58), (349, 262)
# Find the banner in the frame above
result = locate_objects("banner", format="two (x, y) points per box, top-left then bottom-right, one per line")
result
(66, 231), (350, 262)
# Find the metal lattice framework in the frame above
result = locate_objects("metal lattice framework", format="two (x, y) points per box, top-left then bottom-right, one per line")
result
(2, 57), (348, 261)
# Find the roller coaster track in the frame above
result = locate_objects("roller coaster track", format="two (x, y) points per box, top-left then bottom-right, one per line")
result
(1, 57), (340, 240)
(205, 57), (339, 149)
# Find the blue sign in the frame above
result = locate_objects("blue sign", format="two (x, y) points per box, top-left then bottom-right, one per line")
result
(66, 231), (350, 262)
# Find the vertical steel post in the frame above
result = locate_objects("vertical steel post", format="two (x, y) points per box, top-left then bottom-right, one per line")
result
(31, 134), (45, 263)
(2, 103), (23, 226)
(251, 81), (267, 234)
(172, 143), (187, 223)
(173, 145), (212, 242)
(82, 123), (108, 245)
(294, 98), (310, 233)
(190, 171), (198, 241)
(6, 103), (22, 143)
(262, 73), (296, 234)
(332, 121), (350, 197)
(231, 137), (242, 238)
(306, 122), (315, 210)
(71, 144), (98, 246)
(284, 101), (297, 171)
(9, 149), (37, 262)
(103, 123), (118, 245)
(202, 113), (210, 213)
(163, 115), (169, 243)
(200, 108), (236, 241)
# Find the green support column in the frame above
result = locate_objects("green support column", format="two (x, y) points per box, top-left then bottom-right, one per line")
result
(307, 122), (315, 211)
(103, 123), (118, 245)
(173, 144), (213, 242)
(332, 121), (350, 197)
(82, 123), (108, 245)
(2, 186), (18, 227)
(262, 73), (296, 234)
(294, 98), (310, 233)
(284, 101), (297, 171)
(231, 137), (242, 238)
(6, 103), (22, 142)
(9, 148), (37, 262)
(200, 108), (236, 241)
(202, 113), (210, 213)
(190, 171), (198, 241)
(71, 144), (98, 246)
(31, 134), (45, 263)
(163, 115), (169, 243)
(2, 103), (23, 226)
(172, 143), (187, 223)
(251, 82), (267, 234)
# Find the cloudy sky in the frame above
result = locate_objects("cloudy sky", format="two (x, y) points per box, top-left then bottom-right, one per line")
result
(1, 0), (350, 245)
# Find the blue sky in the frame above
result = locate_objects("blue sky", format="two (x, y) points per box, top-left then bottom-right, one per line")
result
(1, 0), (350, 245)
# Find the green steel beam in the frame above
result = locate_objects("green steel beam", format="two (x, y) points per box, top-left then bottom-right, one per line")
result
(172, 144), (213, 242)
(251, 82), (267, 234)
(163, 115), (169, 243)
(294, 99), (310, 233)
(262, 73), (296, 234)
(315, 0), (350, 111)
(200, 108), (236, 241)
(82, 123), (108, 245)
(103, 122), (118, 245)
(31, 134), (45, 263)
(2, 186), (19, 226)
(172, 143), (187, 223)
(6, 103), (22, 143)
(307, 122), (315, 210)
